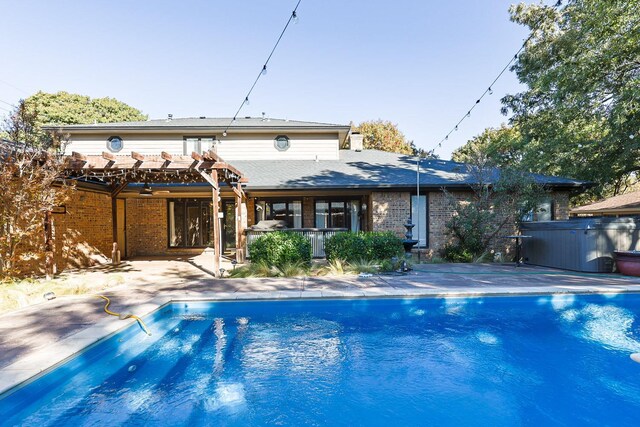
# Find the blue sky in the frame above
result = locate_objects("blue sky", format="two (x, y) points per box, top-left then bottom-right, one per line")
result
(0, 0), (535, 158)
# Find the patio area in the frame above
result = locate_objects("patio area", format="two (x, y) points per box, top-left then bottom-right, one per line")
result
(3, 258), (640, 394)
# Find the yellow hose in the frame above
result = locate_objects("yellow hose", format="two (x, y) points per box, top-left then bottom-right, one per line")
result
(96, 295), (151, 336)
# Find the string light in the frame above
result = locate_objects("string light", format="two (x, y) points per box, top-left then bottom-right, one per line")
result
(223, 0), (303, 136)
(426, 0), (563, 158)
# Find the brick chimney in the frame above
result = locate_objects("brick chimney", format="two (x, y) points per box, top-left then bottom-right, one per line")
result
(350, 132), (364, 151)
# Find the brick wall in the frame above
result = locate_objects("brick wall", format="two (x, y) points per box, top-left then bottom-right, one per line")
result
(371, 191), (411, 237)
(126, 198), (167, 256)
(303, 197), (314, 228)
(428, 191), (473, 253)
(553, 191), (571, 219)
(52, 190), (112, 270)
(247, 198), (255, 227)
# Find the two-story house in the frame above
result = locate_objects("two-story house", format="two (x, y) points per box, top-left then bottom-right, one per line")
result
(44, 116), (585, 273)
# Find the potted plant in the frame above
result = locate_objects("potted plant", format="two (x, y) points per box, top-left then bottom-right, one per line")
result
(613, 251), (640, 276)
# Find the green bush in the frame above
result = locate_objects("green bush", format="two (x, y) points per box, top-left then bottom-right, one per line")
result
(324, 232), (367, 262)
(363, 231), (404, 260)
(249, 232), (312, 267)
(325, 231), (403, 262)
(440, 243), (475, 263)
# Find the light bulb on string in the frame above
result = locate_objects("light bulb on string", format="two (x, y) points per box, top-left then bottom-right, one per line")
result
(261, 65), (267, 75)
(244, 97), (250, 106)
(466, 111), (471, 118)
(488, 87), (493, 95)
(292, 11), (299, 24)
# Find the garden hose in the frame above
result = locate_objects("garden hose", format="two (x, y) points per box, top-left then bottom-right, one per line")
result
(96, 295), (151, 336)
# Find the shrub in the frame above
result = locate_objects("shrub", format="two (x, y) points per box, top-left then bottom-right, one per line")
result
(248, 232), (312, 267)
(440, 243), (475, 263)
(325, 231), (403, 262)
(324, 232), (367, 262)
(363, 231), (404, 260)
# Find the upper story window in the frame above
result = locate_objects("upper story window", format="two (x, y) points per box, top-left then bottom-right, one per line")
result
(184, 137), (215, 155)
(274, 135), (290, 151)
(107, 136), (123, 152)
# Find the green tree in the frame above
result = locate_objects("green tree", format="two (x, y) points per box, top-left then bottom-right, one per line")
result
(442, 148), (544, 262)
(19, 91), (147, 146)
(452, 125), (524, 168)
(499, 0), (640, 199)
(1, 102), (72, 278)
(354, 120), (426, 156)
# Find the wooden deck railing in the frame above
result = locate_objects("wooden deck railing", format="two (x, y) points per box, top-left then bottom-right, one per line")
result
(245, 228), (348, 258)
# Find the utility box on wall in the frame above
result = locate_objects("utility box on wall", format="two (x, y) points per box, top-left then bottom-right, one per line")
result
(520, 217), (640, 272)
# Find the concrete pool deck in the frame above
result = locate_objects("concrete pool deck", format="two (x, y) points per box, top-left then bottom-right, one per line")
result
(2, 258), (640, 395)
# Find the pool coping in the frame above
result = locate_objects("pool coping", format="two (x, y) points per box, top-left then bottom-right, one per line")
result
(3, 283), (640, 396)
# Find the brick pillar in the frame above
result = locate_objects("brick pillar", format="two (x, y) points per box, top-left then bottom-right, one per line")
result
(303, 197), (314, 228)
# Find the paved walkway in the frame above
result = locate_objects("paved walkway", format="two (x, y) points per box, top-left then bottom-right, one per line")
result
(2, 258), (640, 393)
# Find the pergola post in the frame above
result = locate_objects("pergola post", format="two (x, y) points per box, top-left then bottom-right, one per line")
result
(235, 182), (247, 263)
(211, 170), (221, 277)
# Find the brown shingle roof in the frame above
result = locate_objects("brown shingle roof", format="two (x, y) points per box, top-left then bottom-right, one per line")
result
(571, 190), (640, 214)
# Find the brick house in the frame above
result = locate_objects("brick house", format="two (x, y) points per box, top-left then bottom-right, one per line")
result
(42, 117), (585, 272)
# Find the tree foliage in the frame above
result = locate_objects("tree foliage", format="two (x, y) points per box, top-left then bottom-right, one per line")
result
(454, 0), (640, 200)
(442, 148), (545, 262)
(354, 120), (428, 156)
(1, 101), (73, 277)
(17, 91), (147, 145)
(451, 125), (524, 169)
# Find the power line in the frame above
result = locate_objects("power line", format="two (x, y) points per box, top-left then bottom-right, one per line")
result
(0, 78), (29, 96)
(427, 0), (563, 157)
(0, 98), (17, 109)
(222, 0), (303, 136)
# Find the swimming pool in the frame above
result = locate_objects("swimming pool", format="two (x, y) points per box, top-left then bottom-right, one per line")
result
(2, 294), (640, 425)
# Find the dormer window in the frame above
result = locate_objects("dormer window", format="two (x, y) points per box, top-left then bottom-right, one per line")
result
(107, 136), (123, 152)
(274, 135), (290, 151)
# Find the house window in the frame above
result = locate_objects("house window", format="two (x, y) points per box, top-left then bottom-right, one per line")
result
(522, 199), (555, 222)
(168, 199), (212, 247)
(274, 135), (290, 151)
(255, 199), (302, 228)
(107, 136), (123, 152)
(411, 195), (428, 247)
(315, 200), (361, 231)
(183, 137), (215, 155)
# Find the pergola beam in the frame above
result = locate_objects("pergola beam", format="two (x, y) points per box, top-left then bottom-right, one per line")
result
(197, 169), (219, 191)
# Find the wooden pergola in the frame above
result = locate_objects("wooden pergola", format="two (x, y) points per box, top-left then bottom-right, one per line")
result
(63, 149), (248, 276)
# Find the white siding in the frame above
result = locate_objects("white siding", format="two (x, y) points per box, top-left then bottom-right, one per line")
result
(64, 133), (186, 155)
(217, 133), (338, 160)
(65, 132), (340, 160)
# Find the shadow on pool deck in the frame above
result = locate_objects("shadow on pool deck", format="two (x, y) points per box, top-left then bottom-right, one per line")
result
(2, 258), (640, 370)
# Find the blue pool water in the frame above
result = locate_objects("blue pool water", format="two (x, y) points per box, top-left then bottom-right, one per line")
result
(3, 294), (640, 426)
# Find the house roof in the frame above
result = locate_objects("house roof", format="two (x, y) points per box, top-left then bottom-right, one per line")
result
(45, 117), (351, 132)
(233, 149), (588, 191)
(571, 190), (640, 215)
